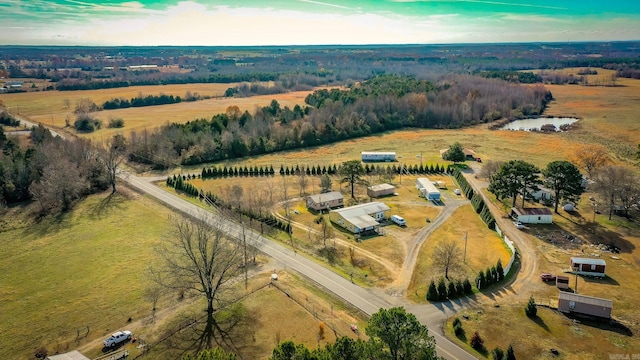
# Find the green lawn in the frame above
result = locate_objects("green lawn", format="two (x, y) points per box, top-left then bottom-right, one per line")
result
(0, 191), (173, 359)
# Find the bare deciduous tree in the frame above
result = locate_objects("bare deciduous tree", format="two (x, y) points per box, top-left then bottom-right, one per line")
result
(479, 160), (503, 180)
(571, 144), (609, 179)
(297, 166), (308, 197)
(99, 134), (127, 193)
(592, 165), (636, 220)
(320, 174), (332, 193)
(152, 215), (244, 352)
(432, 240), (463, 280)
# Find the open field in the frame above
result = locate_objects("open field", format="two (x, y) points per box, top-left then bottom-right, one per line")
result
(0, 187), (367, 359)
(0, 189), (173, 359)
(407, 204), (512, 302)
(447, 304), (636, 360)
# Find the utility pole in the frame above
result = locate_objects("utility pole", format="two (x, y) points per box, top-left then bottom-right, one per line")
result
(242, 221), (248, 289)
(463, 231), (468, 263)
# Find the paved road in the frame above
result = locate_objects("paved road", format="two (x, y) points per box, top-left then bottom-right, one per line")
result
(122, 173), (477, 360)
(12, 114), (66, 139)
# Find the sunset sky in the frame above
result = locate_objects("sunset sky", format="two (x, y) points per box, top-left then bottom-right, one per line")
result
(1, 0), (638, 45)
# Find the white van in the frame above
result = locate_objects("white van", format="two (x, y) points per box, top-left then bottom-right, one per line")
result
(390, 215), (406, 226)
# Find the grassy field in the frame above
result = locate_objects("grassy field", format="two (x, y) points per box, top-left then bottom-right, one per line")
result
(0, 189), (173, 359)
(407, 204), (512, 302)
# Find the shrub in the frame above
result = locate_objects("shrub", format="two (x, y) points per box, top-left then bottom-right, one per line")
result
(470, 331), (484, 351)
(426, 280), (438, 301)
(492, 347), (504, 360)
(108, 117), (125, 128)
(453, 318), (464, 337)
(74, 114), (102, 132)
(525, 296), (537, 318)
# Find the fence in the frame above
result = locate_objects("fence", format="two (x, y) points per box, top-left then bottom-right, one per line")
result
(495, 224), (517, 276)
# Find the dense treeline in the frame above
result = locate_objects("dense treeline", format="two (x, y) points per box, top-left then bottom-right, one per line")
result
(0, 125), (110, 210)
(0, 111), (20, 127)
(476, 71), (540, 84)
(128, 75), (551, 168)
(103, 94), (184, 110)
(55, 72), (280, 91)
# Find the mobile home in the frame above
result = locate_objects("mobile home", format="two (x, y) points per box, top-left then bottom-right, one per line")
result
(415, 178), (441, 201)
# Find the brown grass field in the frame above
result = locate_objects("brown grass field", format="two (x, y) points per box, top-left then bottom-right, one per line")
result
(406, 204), (512, 302)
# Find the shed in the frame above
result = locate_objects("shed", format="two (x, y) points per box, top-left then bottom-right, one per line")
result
(47, 350), (91, 360)
(361, 151), (396, 162)
(306, 191), (344, 211)
(367, 183), (395, 198)
(416, 178), (441, 201)
(510, 207), (553, 224)
(558, 292), (612, 319)
(571, 257), (606, 277)
(329, 202), (391, 234)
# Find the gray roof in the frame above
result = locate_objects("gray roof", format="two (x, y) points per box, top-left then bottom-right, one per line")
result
(331, 202), (390, 219)
(558, 292), (612, 308)
(361, 151), (396, 156)
(571, 257), (606, 266)
(416, 178), (439, 194)
(350, 215), (380, 229)
(308, 191), (343, 203)
(47, 351), (91, 360)
(512, 207), (553, 216)
(368, 183), (395, 191)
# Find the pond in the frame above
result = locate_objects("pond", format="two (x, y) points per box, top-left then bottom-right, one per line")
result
(500, 117), (578, 131)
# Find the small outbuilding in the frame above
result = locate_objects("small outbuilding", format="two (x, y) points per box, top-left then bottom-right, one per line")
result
(558, 292), (612, 319)
(571, 257), (606, 277)
(306, 191), (344, 211)
(367, 183), (395, 198)
(361, 151), (396, 162)
(510, 207), (553, 224)
(416, 178), (441, 201)
(556, 275), (570, 289)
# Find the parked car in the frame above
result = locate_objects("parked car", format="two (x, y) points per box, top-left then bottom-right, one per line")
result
(453, 189), (461, 195)
(540, 273), (556, 282)
(104, 330), (132, 348)
(513, 221), (525, 229)
(390, 215), (406, 226)
(475, 157), (482, 163)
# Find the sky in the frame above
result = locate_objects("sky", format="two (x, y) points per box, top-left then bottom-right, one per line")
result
(0, 0), (639, 46)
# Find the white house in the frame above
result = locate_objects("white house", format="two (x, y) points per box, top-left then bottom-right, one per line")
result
(510, 207), (553, 224)
(329, 202), (391, 234)
(571, 257), (606, 277)
(416, 178), (441, 201)
(306, 191), (344, 211)
(361, 151), (396, 162)
(529, 187), (553, 201)
(367, 183), (395, 198)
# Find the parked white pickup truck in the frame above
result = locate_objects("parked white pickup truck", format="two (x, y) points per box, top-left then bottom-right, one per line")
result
(103, 330), (132, 348)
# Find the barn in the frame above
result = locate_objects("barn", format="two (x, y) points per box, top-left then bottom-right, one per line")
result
(558, 292), (612, 319)
(306, 191), (344, 211)
(367, 183), (395, 198)
(361, 151), (396, 162)
(510, 207), (553, 224)
(571, 257), (606, 277)
(329, 202), (391, 234)
(416, 178), (441, 201)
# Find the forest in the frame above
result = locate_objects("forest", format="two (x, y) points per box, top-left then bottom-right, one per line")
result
(127, 74), (552, 168)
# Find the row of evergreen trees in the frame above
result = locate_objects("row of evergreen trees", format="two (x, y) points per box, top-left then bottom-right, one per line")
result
(476, 259), (505, 290)
(426, 278), (473, 301)
(165, 175), (293, 235)
(452, 168), (496, 229)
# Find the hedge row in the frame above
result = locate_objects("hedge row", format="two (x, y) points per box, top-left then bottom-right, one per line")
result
(426, 277), (473, 302)
(475, 259), (504, 290)
(453, 168), (495, 229)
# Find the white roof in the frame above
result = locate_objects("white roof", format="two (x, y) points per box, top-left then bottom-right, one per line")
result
(559, 292), (612, 308)
(47, 351), (91, 360)
(571, 257), (606, 266)
(361, 151), (396, 156)
(331, 202), (390, 219)
(308, 191), (343, 203)
(416, 178), (440, 194)
(368, 183), (395, 191)
(512, 207), (553, 216)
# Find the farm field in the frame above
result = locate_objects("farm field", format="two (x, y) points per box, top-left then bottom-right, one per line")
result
(0, 188), (366, 359)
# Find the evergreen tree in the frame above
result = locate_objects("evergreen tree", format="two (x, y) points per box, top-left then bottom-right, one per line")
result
(492, 347), (505, 360)
(496, 259), (504, 281)
(525, 296), (537, 317)
(506, 344), (516, 360)
(463, 278), (473, 294)
(437, 278), (448, 301)
(447, 281), (457, 299)
(426, 280), (438, 301)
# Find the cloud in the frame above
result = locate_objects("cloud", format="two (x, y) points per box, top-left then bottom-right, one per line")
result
(390, 0), (568, 10)
(297, 0), (351, 10)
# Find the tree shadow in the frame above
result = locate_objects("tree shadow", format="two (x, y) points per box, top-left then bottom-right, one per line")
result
(581, 274), (619, 286)
(558, 214), (636, 254)
(88, 192), (126, 219)
(530, 315), (551, 333)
